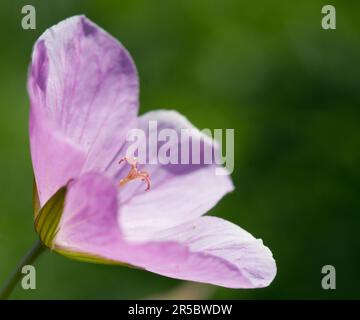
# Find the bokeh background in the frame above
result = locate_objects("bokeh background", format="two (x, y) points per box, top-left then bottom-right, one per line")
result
(0, 0), (359, 299)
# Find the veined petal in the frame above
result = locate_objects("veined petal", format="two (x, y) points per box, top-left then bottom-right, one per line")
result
(107, 110), (235, 234)
(54, 172), (186, 265)
(30, 110), (86, 206)
(134, 216), (276, 288)
(54, 173), (121, 256)
(54, 173), (275, 288)
(28, 15), (139, 204)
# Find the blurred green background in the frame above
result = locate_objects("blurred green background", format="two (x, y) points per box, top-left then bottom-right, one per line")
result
(1, 0), (360, 299)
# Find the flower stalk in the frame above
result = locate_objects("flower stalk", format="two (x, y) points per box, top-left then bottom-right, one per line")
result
(0, 239), (45, 300)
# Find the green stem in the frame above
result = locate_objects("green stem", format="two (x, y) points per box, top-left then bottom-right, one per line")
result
(0, 239), (45, 300)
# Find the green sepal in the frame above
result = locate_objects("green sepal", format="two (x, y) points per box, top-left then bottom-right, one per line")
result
(54, 248), (136, 268)
(34, 186), (67, 249)
(32, 178), (41, 218)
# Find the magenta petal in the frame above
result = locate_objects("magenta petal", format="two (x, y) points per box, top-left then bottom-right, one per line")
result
(28, 15), (139, 203)
(55, 173), (275, 288)
(55, 173), (121, 249)
(30, 111), (86, 206)
(55, 172), (188, 264)
(109, 110), (235, 233)
(138, 216), (276, 288)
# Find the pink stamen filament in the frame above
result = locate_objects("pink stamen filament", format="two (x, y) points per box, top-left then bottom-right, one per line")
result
(118, 156), (151, 191)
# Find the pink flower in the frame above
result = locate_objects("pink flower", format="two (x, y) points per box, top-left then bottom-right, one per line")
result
(28, 15), (276, 288)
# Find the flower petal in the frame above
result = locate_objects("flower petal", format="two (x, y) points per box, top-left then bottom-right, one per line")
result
(30, 111), (86, 206)
(28, 15), (139, 203)
(136, 216), (276, 288)
(55, 173), (275, 288)
(54, 172), (188, 266)
(107, 110), (234, 234)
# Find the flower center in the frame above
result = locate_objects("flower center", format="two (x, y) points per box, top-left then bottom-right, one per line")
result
(118, 156), (151, 191)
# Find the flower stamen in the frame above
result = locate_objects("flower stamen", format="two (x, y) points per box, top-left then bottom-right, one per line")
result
(118, 156), (151, 191)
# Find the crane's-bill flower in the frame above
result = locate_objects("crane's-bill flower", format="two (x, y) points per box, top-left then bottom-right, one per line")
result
(28, 15), (276, 288)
